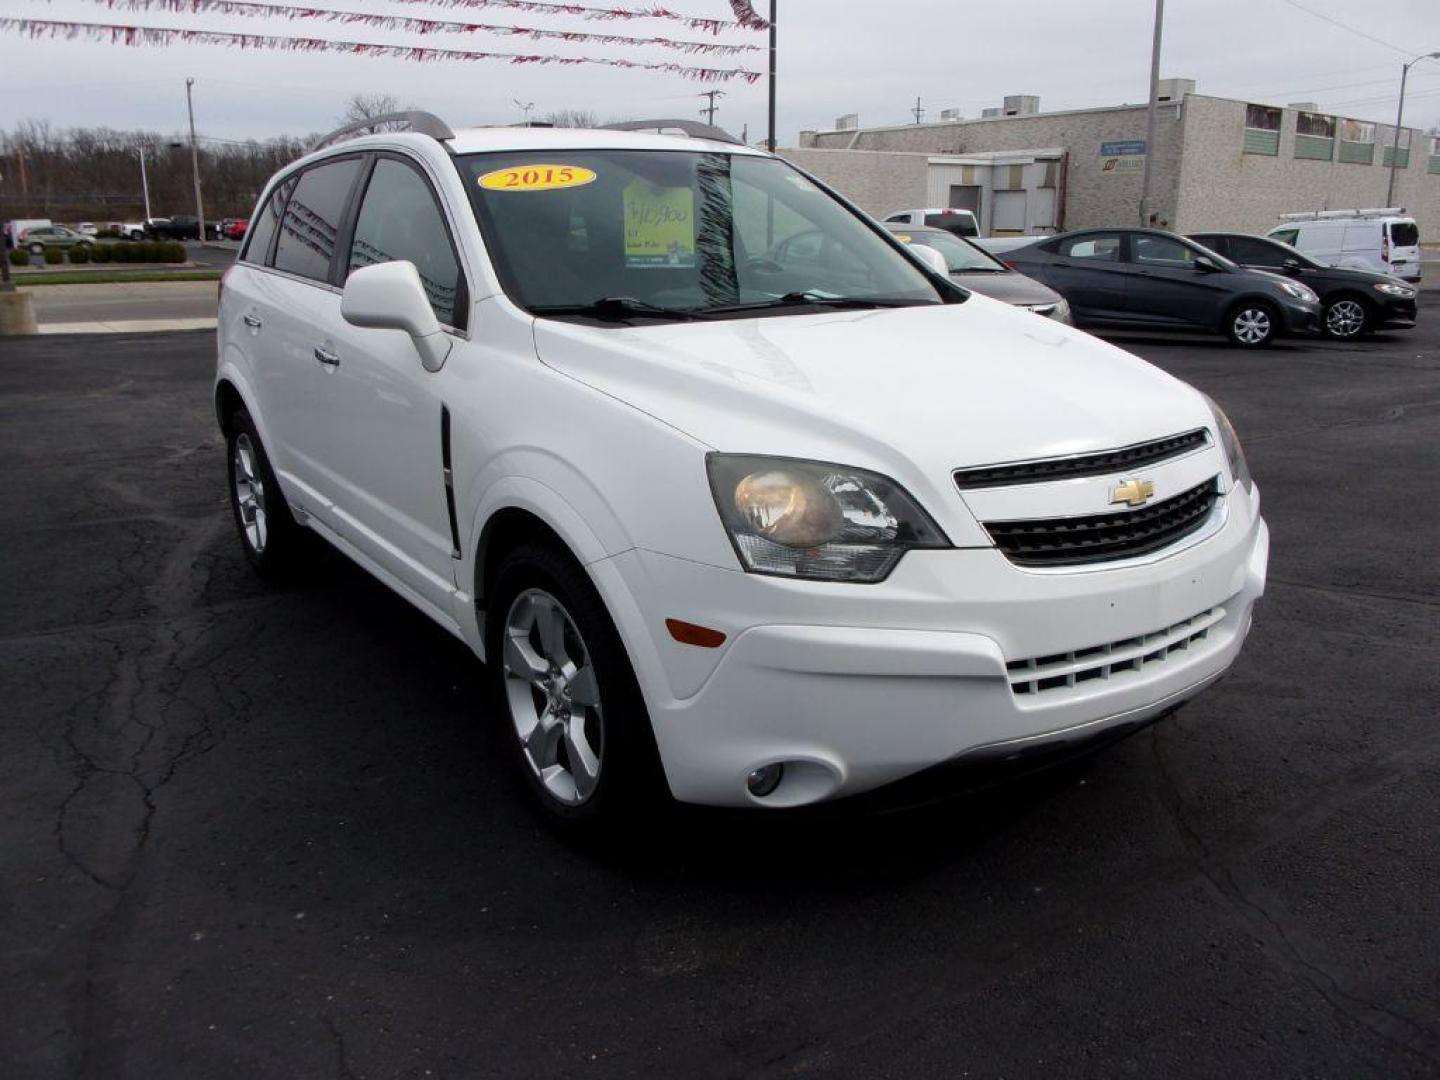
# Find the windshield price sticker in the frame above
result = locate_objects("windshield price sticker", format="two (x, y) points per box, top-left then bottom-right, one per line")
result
(623, 179), (695, 268)
(478, 165), (596, 192)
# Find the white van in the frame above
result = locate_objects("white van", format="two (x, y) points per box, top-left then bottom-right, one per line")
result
(1266, 209), (1421, 283)
(884, 208), (981, 238)
(4, 218), (53, 248)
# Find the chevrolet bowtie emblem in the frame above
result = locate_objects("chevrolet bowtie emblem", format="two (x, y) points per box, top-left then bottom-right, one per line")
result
(1110, 478), (1156, 508)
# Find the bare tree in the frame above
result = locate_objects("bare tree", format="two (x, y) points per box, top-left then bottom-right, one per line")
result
(542, 109), (601, 129)
(341, 93), (415, 134)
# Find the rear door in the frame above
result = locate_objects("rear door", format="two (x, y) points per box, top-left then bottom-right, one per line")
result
(1386, 219), (1421, 280)
(256, 155), (366, 514)
(1123, 234), (1233, 328)
(319, 153), (471, 612)
(1033, 232), (1128, 320)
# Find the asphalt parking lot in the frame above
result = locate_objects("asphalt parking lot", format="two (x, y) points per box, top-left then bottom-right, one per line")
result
(2, 323), (1438, 1079)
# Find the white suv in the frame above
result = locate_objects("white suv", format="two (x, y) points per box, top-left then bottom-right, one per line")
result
(216, 113), (1269, 826)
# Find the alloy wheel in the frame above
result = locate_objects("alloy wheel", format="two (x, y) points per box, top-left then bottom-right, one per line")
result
(1325, 299), (1366, 338)
(231, 433), (268, 554)
(1232, 307), (1271, 345)
(501, 588), (604, 806)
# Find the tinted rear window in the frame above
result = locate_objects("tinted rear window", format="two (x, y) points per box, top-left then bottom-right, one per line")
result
(924, 213), (978, 236)
(1390, 222), (1419, 247)
(273, 158), (362, 283)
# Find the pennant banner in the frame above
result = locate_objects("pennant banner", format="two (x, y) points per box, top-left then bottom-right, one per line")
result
(0, 17), (764, 81)
(78, 0), (761, 53)
(728, 1), (769, 30)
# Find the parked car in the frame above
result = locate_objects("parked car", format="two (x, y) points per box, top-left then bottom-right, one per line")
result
(107, 221), (147, 240)
(883, 223), (1070, 322)
(1003, 228), (1321, 348)
(883, 208), (980, 238)
(217, 117), (1268, 827)
(5, 218), (53, 248)
(1189, 231), (1418, 339)
(224, 218), (249, 241)
(1265, 210), (1421, 283)
(19, 224), (95, 255)
(145, 215), (201, 240)
(74, 222), (98, 237)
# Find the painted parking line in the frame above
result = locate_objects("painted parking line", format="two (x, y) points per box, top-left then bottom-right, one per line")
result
(37, 318), (218, 335)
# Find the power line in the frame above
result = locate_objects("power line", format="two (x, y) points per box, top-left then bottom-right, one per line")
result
(1277, 0), (1411, 58)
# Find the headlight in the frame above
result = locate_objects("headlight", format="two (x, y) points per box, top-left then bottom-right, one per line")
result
(706, 455), (949, 582)
(1375, 282), (1416, 298)
(1279, 281), (1319, 304)
(1201, 395), (1251, 492)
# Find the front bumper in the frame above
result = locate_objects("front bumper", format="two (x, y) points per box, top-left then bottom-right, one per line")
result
(1376, 297), (1418, 328)
(596, 487), (1269, 808)
(1278, 299), (1322, 336)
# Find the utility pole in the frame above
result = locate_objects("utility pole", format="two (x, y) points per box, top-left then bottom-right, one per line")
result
(766, 0), (777, 151)
(185, 78), (205, 239)
(138, 147), (152, 221)
(1386, 51), (1440, 206)
(698, 89), (725, 125)
(513, 99), (535, 124)
(1138, 0), (1164, 226)
(912, 96), (925, 124)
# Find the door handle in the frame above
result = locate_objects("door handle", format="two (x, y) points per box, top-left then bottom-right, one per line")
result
(313, 346), (340, 367)
(242, 313), (263, 329)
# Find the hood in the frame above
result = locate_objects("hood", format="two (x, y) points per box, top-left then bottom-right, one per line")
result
(531, 293), (1212, 496)
(950, 270), (1062, 307)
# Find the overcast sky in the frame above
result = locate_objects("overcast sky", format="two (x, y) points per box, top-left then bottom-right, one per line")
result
(0, 0), (1437, 144)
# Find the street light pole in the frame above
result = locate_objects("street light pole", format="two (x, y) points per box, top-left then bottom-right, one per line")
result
(185, 77), (205, 239)
(766, 0), (777, 151)
(1138, 0), (1164, 226)
(138, 147), (151, 221)
(1385, 51), (1440, 207)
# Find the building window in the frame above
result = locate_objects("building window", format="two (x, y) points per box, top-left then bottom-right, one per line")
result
(1294, 111), (1335, 160)
(1339, 119), (1375, 165)
(1243, 104), (1281, 155)
(1382, 128), (1411, 169)
(1429, 135), (1440, 176)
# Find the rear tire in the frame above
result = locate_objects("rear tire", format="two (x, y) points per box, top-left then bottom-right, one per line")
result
(1225, 301), (1277, 348)
(1323, 295), (1371, 339)
(484, 540), (664, 834)
(226, 407), (302, 578)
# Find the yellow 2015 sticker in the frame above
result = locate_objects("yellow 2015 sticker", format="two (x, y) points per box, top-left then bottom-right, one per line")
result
(478, 164), (596, 192)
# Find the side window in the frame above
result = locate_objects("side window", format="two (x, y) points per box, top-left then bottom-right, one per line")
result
(1132, 236), (1197, 265)
(273, 158), (362, 283)
(1057, 233), (1121, 261)
(1194, 236), (1229, 258)
(242, 176), (294, 266)
(1268, 227), (1300, 247)
(1228, 237), (1287, 267)
(347, 158), (465, 329)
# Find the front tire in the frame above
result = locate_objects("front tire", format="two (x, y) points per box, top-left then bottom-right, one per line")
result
(485, 541), (663, 831)
(226, 407), (301, 577)
(1323, 296), (1370, 339)
(1226, 301), (1277, 348)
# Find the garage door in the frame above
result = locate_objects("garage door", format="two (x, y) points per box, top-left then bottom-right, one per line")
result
(992, 190), (1027, 235)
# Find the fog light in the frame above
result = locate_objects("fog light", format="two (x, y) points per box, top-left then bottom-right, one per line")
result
(746, 763), (784, 798)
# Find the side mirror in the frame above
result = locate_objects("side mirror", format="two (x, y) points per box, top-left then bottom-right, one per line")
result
(1193, 255), (1222, 274)
(907, 243), (950, 276)
(341, 261), (453, 373)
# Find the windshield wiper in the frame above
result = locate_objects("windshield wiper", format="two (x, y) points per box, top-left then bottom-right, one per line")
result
(952, 266), (1009, 274)
(702, 292), (933, 315)
(530, 296), (711, 322)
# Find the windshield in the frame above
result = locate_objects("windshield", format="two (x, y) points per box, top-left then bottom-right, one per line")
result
(891, 229), (1007, 273)
(460, 150), (945, 318)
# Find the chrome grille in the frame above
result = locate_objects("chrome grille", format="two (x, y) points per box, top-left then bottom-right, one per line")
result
(984, 477), (1219, 567)
(954, 429), (1210, 490)
(1008, 607), (1225, 696)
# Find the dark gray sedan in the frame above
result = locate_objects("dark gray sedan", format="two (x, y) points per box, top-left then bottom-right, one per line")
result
(999, 228), (1323, 348)
(882, 224), (1071, 323)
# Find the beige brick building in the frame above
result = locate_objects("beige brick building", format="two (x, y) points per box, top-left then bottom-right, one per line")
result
(792, 88), (1439, 241)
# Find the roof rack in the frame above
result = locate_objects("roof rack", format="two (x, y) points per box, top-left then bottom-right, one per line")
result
(600, 118), (744, 145)
(1277, 207), (1407, 221)
(312, 111), (456, 152)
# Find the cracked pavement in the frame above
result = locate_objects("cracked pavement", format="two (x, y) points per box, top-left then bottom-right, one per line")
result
(1, 325), (1437, 1079)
